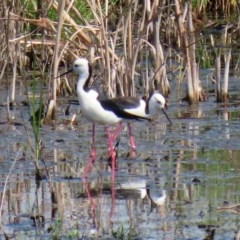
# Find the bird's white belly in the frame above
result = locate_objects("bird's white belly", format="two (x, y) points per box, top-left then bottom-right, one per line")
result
(79, 94), (121, 125)
(82, 106), (121, 124)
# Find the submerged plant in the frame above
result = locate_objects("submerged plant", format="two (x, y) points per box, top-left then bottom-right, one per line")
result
(28, 78), (44, 163)
(47, 218), (80, 240)
(111, 225), (136, 240)
(48, 219), (63, 240)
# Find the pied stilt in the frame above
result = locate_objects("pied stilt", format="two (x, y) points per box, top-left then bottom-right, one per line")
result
(60, 58), (172, 166)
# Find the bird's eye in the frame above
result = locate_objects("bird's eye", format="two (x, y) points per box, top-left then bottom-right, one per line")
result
(74, 64), (78, 67)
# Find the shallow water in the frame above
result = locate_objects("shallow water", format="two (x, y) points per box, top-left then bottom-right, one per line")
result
(1, 76), (240, 240)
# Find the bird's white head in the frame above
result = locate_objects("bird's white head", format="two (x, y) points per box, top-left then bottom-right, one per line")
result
(148, 93), (172, 124)
(72, 58), (90, 77)
(148, 93), (166, 115)
(58, 57), (91, 82)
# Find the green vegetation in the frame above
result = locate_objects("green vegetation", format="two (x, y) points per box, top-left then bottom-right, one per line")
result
(112, 225), (136, 240)
(29, 80), (44, 161)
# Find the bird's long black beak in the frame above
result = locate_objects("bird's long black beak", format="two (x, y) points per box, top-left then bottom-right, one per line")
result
(56, 68), (73, 78)
(162, 109), (172, 125)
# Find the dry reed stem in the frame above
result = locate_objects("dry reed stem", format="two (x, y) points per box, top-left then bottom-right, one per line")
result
(210, 25), (231, 103)
(10, 13), (56, 32)
(134, 0), (170, 96)
(97, 0), (113, 97)
(222, 49), (231, 101)
(123, 0), (134, 96)
(187, 5), (200, 102)
(83, 0), (121, 97)
(152, 1), (170, 95)
(215, 49), (231, 103)
(50, 0), (66, 122)
(175, 1), (203, 103)
(215, 56), (221, 101)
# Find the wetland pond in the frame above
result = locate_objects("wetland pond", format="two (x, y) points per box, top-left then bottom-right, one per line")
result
(1, 71), (240, 240)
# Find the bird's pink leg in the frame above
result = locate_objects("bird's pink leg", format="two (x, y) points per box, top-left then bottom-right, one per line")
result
(90, 123), (96, 160)
(111, 122), (122, 142)
(108, 126), (116, 224)
(106, 127), (116, 180)
(127, 123), (136, 158)
(106, 127), (116, 160)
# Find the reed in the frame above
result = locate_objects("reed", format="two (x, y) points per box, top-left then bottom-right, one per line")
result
(192, 0), (238, 17)
(23, 75), (46, 187)
(26, 81), (59, 215)
(174, 1), (205, 104)
(206, 14), (233, 103)
(0, 0), (239, 113)
(211, 35), (232, 103)
(151, 0), (170, 95)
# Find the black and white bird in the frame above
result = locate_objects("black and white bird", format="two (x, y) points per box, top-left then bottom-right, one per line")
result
(60, 58), (172, 165)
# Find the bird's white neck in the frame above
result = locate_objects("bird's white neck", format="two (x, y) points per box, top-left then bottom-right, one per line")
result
(77, 73), (88, 91)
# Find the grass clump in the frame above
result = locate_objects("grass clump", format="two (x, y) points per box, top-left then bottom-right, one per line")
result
(111, 225), (136, 240)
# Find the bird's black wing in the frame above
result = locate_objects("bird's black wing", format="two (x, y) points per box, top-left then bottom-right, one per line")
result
(100, 97), (149, 121)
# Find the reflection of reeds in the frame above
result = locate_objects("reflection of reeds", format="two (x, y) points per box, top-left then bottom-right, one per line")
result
(0, 148), (22, 231)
